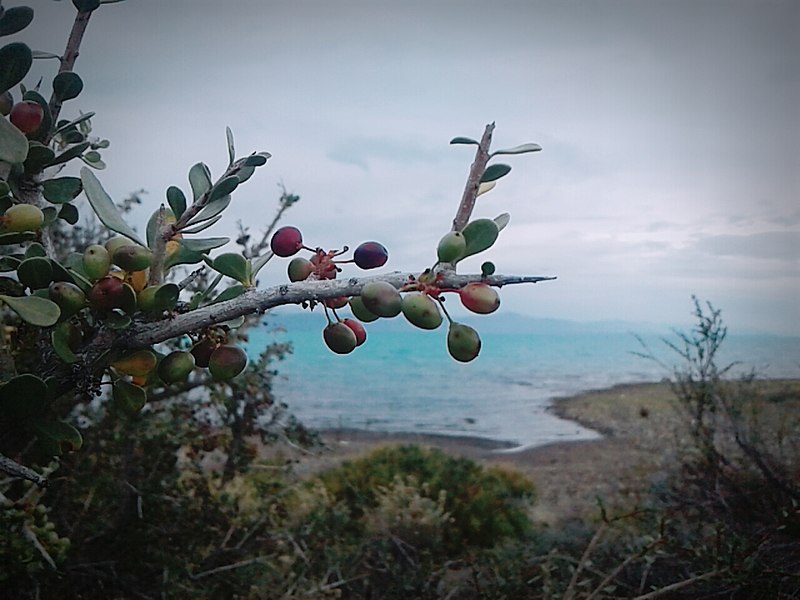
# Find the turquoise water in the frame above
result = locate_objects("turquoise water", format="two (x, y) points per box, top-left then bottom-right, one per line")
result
(245, 317), (800, 448)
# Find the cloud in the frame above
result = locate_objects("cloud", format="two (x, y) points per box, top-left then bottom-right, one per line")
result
(692, 231), (800, 262)
(326, 136), (449, 170)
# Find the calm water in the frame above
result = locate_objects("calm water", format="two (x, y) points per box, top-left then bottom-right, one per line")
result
(245, 318), (800, 449)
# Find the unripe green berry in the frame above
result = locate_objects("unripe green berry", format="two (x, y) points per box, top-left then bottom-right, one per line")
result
(2, 204), (44, 232)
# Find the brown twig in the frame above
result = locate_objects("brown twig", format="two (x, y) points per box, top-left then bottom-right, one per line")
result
(46, 9), (94, 139)
(0, 453), (48, 487)
(451, 123), (495, 231)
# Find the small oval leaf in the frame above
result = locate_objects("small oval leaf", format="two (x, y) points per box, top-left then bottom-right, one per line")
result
(0, 374), (48, 419)
(480, 163), (512, 183)
(188, 162), (212, 201)
(459, 218), (500, 260)
(0, 7), (35, 36)
(211, 253), (249, 284)
(0, 42), (32, 93)
(226, 126), (235, 166)
(112, 380), (146, 415)
(207, 175), (239, 203)
(81, 167), (145, 246)
(42, 176), (83, 204)
(450, 136), (479, 145)
(52, 71), (84, 102)
(493, 212), (511, 232)
(211, 284), (245, 305)
(0, 293), (61, 326)
(0, 111), (29, 163)
(166, 185), (186, 219)
(180, 237), (229, 253)
(33, 420), (83, 453)
(17, 256), (53, 289)
(490, 142), (542, 157)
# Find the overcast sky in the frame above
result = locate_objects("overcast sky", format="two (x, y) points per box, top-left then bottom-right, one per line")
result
(21, 0), (800, 334)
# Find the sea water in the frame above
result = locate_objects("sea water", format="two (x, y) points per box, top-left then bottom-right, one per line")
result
(245, 315), (800, 448)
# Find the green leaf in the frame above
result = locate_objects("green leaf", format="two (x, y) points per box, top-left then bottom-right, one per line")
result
(242, 152), (270, 167)
(480, 163), (512, 183)
(188, 162), (212, 202)
(33, 420), (83, 453)
(180, 214), (221, 234)
(0, 109), (29, 163)
(166, 186), (186, 219)
(17, 256), (53, 289)
(58, 202), (79, 224)
(48, 140), (91, 167)
(211, 253), (249, 284)
(179, 237), (229, 253)
(163, 244), (204, 269)
(0, 374), (47, 419)
(52, 112), (94, 136)
(52, 71), (83, 102)
(0, 7), (34, 36)
(47, 142), (92, 167)
(0, 293), (60, 326)
(41, 206), (59, 226)
(493, 212), (510, 232)
(0, 232), (34, 246)
(52, 322), (79, 364)
(0, 42), (32, 93)
(226, 126), (235, 167)
(80, 167), (145, 246)
(31, 50), (60, 60)
(153, 283), (179, 311)
(460, 218), (500, 260)
(112, 380), (146, 415)
(207, 175), (239, 203)
(49, 259), (77, 285)
(0, 255), (21, 270)
(42, 176), (83, 204)
(24, 243), (46, 258)
(185, 194), (230, 227)
(490, 142), (542, 157)
(211, 284), (245, 305)
(24, 141), (56, 173)
(450, 136), (479, 145)
(80, 151), (106, 169)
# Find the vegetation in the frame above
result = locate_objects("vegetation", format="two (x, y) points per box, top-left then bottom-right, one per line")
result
(0, 3), (796, 599)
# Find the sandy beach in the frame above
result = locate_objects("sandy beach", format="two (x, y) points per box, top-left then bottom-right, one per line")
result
(280, 381), (680, 524)
(274, 379), (799, 524)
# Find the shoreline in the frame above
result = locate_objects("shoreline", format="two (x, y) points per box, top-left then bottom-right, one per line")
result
(295, 378), (799, 523)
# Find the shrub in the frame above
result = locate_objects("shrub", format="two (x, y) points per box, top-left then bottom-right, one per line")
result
(317, 444), (536, 553)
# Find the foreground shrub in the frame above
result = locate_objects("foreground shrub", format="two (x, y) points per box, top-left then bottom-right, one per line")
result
(317, 444), (536, 553)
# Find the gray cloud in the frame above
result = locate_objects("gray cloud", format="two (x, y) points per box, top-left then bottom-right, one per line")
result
(692, 231), (800, 262)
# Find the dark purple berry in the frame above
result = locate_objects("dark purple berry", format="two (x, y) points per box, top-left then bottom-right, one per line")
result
(353, 241), (388, 270)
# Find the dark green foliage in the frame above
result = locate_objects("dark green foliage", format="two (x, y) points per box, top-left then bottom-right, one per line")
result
(318, 444), (535, 552)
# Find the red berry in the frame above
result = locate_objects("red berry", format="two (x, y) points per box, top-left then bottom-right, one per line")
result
(270, 226), (303, 257)
(88, 276), (126, 311)
(9, 101), (44, 134)
(459, 283), (500, 314)
(353, 241), (388, 270)
(342, 318), (367, 346)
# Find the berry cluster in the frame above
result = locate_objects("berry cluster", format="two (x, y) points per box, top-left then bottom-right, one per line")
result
(270, 226), (501, 362)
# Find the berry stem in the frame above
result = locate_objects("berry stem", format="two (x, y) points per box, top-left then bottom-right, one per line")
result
(436, 296), (454, 325)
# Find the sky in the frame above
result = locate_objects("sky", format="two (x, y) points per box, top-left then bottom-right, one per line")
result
(18, 0), (800, 335)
